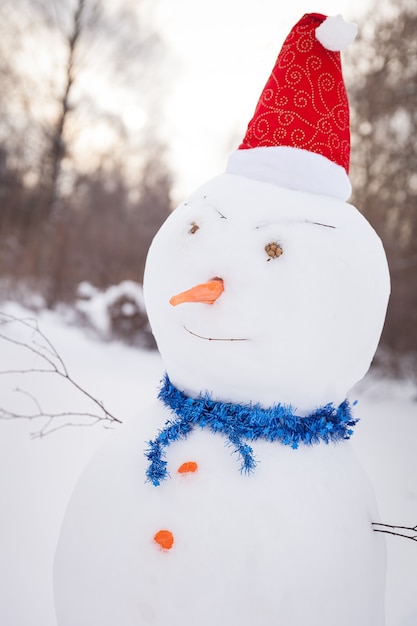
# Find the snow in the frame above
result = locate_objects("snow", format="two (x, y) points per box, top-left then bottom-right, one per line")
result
(352, 376), (417, 626)
(0, 302), (162, 626)
(0, 302), (416, 626)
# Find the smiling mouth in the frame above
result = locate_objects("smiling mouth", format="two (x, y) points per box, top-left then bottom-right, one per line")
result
(183, 326), (249, 342)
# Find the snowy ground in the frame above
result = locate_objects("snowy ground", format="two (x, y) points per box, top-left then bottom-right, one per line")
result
(0, 302), (416, 626)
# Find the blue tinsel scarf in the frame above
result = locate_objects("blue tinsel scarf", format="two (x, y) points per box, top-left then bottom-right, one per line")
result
(145, 374), (358, 486)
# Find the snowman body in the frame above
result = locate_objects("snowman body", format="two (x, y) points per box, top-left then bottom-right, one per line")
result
(54, 174), (389, 625)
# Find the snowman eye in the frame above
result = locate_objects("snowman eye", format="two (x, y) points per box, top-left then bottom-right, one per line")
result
(188, 222), (200, 235)
(265, 242), (283, 260)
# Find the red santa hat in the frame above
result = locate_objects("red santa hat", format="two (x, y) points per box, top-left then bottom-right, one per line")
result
(226, 13), (357, 201)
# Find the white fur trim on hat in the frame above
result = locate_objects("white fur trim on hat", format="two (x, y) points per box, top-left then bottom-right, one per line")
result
(226, 146), (352, 201)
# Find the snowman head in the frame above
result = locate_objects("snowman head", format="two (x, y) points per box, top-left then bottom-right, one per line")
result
(144, 174), (389, 413)
(143, 14), (390, 412)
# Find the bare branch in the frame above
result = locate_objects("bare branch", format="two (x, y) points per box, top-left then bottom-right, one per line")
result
(0, 313), (61, 372)
(0, 311), (122, 436)
(372, 522), (417, 543)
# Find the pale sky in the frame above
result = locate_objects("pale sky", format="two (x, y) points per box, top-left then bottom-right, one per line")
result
(154, 0), (372, 201)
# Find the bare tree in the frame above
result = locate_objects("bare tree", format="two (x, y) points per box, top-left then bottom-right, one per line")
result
(0, 0), (172, 306)
(31, 0), (164, 219)
(347, 0), (417, 363)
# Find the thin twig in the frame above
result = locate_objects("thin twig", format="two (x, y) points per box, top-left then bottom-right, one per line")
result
(0, 311), (122, 436)
(372, 522), (417, 542)
(15, 387), (43, 414)
(0, 332), (59, 372)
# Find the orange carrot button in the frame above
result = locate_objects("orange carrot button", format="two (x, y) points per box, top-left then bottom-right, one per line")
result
(177, 461), (198, 474)
(154, 529), (174, 550)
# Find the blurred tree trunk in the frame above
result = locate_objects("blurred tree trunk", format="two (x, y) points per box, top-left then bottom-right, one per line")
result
(46, 0), (86, 221)
(38, 0), (87, 305)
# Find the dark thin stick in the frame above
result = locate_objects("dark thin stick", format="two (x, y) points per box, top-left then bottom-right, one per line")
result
(372, 522), (417, 542)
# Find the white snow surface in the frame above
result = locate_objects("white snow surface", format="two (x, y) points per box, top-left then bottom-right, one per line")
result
(0, 303), (416, 626)
(0, 302), (162, 626)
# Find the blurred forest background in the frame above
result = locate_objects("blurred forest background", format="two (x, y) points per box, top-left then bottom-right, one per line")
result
(0, 0), (172, 309)
(0, 0), (416, 370)
(346, 0), (417, 371)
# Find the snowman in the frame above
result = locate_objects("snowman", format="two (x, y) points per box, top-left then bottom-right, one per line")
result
(54, 13), (390, 626)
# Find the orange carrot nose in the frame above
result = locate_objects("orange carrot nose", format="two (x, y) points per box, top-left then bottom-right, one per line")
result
(170, 278), (224, 306)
